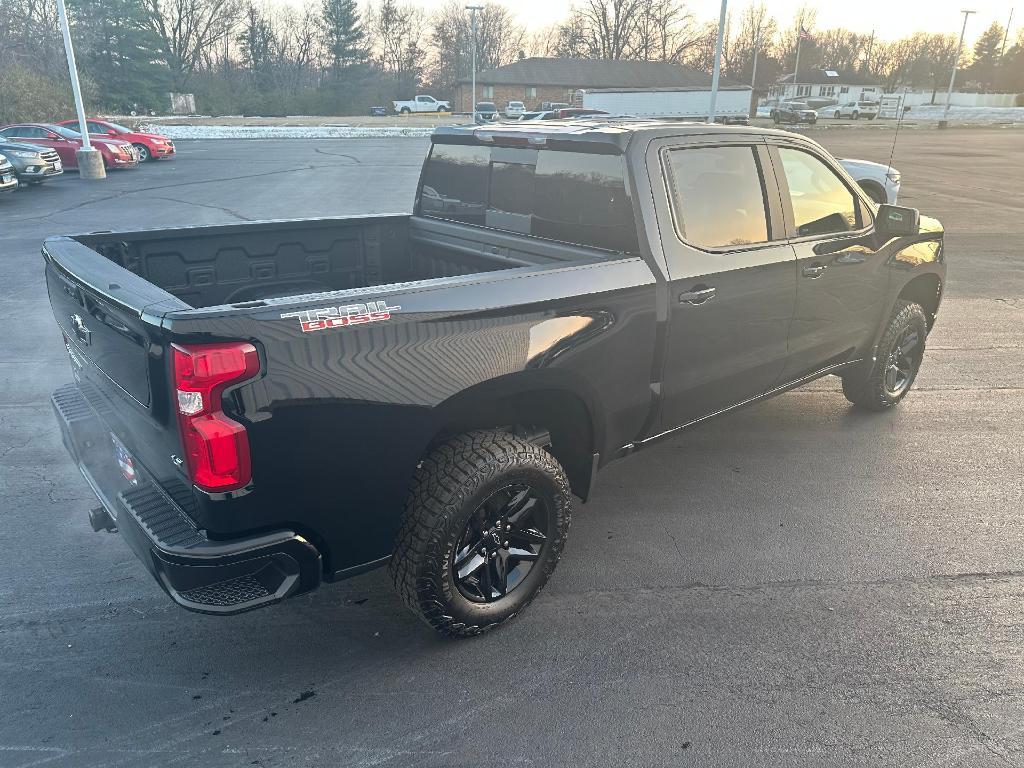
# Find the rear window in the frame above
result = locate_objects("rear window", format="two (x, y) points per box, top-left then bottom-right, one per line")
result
(417, 142), (639, 254)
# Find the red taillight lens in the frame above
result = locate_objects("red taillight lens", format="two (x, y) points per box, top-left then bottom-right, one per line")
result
(172, 342), (260, 492)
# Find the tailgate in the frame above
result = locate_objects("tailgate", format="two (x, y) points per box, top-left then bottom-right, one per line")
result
(44, 236), (188, 407)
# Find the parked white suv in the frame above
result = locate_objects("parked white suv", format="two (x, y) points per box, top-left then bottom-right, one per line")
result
(828, 101), (880, 120)
(505, 101), (525, 118)
(839, 158), (902, 204)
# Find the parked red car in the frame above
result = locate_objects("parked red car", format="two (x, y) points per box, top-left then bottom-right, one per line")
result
(57, 118), (175, 162)
(0, 124), (138, 170)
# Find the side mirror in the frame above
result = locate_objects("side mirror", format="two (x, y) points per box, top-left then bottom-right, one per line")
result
(875, 203), (920, 238)
(108, 129), (118, 136)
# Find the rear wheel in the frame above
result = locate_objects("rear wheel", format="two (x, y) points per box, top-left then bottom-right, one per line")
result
(390, 430), (572, 637)
(133, 143), (151, 162)
(400, 107), (411, 115)
(842, 301), (928, 411)
(852, 111), (860, 120)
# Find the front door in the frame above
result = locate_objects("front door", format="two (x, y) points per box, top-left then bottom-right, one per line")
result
(650, 138), (797, 431)
(767, 143), (890, 382)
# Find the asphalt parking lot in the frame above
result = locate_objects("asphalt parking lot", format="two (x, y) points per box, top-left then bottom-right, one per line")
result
(1, 127), (1023, 767)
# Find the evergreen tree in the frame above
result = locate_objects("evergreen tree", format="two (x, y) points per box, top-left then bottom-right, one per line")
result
(322, 0), (366, 76)
(69, 0), (170, 111)
(971, 22), (1004, 89)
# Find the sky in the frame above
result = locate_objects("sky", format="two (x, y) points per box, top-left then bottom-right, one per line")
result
(406, 0), (1016, 43)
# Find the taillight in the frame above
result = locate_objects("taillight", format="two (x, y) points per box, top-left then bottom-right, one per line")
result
(171, 342), (260, 493)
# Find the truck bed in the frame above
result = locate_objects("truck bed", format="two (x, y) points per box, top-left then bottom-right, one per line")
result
(70, 215), (601, 309)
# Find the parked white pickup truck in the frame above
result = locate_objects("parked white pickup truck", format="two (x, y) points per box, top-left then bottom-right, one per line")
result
(393, 95), (451, 114)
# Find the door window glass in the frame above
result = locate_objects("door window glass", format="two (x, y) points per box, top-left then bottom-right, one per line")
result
(663, 145), (770, 249)
(778, 148), (861, 237)
(418, 143), (638, 253)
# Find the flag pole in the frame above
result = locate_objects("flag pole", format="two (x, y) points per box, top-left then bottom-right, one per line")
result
(792, 33), (802, 100)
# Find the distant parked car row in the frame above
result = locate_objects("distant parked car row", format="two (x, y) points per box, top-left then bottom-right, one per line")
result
(0, 119), (175, 196)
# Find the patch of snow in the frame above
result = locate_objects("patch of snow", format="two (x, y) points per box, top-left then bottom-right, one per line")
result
(141, 124), (438, 139)
(902, 105), (1024, 123)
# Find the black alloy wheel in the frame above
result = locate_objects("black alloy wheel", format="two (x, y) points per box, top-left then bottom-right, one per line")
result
(842, 300), (928, 410)
(452, 484), (551, 603)
(390, 430), (572, 637)
(882, 327), (921, 399)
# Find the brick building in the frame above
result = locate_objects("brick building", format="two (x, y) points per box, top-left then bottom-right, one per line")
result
(454, 57), (729, 113)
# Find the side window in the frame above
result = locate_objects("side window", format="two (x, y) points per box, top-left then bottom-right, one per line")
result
(86, 121), (105, 132)
(777, 148), (862, 237)
(417, 143), (638, 254)
(663, 145), (771, 249)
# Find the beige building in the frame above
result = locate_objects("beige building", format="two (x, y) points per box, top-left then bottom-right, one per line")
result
(454, 57), (736, 113)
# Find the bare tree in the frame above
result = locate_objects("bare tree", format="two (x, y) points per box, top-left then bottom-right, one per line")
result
(427, 1), (525, 94)
(630, 0), (700, 62)
(147, 0), (241, 88)
(367, 0), (426, 80)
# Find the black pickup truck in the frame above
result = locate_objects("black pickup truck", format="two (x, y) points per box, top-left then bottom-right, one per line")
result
(48, 121), (945, 635)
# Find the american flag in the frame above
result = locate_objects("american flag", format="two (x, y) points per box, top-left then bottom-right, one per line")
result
(798, 26), (812, 40)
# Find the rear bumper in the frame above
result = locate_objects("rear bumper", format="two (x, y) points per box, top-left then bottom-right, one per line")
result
(52, 383), (322, 615)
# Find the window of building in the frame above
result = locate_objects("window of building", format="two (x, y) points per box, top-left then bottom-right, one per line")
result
(862, 86), (876, 93)
(663, 145), (771, 249)
(482, 85), (494, 98)
(819, 85), (835, 97)
(777, 148), (863, 237)
(526, 86), (537, 99)
(417, 143), (639, 254)
(795, 85), (811, 97)
(840, 86), (849, 94)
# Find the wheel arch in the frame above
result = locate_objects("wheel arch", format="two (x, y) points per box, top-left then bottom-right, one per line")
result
(857, 178), (887, 205)
(896, 273), (942, 330)
(429, 370), (604, 501)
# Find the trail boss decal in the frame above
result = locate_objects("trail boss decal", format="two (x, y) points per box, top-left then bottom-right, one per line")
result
(281, 301), (401, 333)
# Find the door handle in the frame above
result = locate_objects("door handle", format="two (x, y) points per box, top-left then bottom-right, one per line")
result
(802, 264), (826, 279)
(679, 286), (716, 305)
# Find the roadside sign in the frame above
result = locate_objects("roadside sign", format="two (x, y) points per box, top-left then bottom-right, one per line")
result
(878, 94), (904, 119)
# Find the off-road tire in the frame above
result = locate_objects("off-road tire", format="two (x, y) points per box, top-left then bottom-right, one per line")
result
(842, 300), (928, 411)
(400, 107), (411, 114)
(390, 430), (572, 637)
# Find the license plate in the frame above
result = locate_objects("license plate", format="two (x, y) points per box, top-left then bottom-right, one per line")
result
(111, 433), (139, 487)
(53, 161), (62, 171)
(1, 174), (11, 184)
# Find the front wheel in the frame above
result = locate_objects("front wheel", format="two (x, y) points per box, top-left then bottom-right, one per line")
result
(852, 111), (860, 120)
(842, 301), (928, 411)
(133, 143), (151, 162)
(390, 430), (572, 637)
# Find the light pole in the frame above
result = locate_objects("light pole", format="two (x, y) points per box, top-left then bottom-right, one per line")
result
(942, 9), (975, 125)
(749, 30), (761, 118)
(55, 0), (105, 179)
(707, 0), (728, 124)
(466, 5), (483, 121)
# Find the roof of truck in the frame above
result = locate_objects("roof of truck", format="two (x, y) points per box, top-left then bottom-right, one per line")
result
(432, 119), (784, 151)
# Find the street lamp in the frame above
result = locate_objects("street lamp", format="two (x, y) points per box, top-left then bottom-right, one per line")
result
(55, 0), (104, 179)
(466, 5), (483, 121)
(942, 9), (975, 126)
(707, 0), (728, 124)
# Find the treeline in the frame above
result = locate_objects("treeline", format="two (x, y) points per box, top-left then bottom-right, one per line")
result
(1, 0), (1022, 122)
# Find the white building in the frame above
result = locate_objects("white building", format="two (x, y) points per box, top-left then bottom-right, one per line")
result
(769, 68), (881, 107)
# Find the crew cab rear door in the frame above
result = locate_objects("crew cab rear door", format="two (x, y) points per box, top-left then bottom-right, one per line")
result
(646, 135), (797, 431)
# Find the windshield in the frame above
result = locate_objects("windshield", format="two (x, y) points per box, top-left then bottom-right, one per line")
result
(103, 122), (132, 133)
